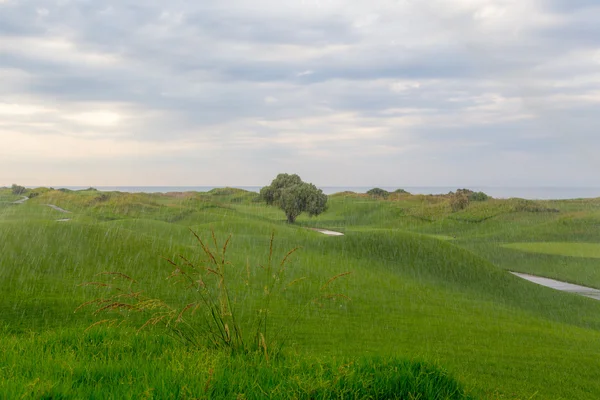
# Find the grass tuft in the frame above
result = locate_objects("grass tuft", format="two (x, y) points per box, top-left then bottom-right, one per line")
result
(80, 229), (351, 359)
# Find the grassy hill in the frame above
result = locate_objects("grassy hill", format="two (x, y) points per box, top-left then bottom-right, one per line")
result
(1, 187), (600, 399)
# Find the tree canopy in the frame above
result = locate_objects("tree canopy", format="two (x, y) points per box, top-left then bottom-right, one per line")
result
(259, 174), (328, 223)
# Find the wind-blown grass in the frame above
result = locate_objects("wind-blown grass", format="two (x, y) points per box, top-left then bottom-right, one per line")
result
(79, 229), (351, 360)
(0, 328), (473, 399)
(3, 188), (600, 398)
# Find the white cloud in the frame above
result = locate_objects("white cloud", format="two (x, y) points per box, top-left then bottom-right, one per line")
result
(390, 81), (421, 93)
(0, 0), (599, 186)
(0, 102), (53, 116)
(0, 36), (121, 66)
(63, 111), (122, 127)
(0, 130), (216, 161)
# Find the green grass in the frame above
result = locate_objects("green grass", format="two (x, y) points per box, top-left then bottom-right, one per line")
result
(502, 242), (600, 259)
(3, 188), (600, 398)
(0, 329), (473, 400)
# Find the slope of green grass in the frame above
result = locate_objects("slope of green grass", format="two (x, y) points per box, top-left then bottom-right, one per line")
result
(3, 189), (600, 399)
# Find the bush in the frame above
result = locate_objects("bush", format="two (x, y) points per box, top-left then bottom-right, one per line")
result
(394, 188), (410, 195)
(208, 187), (241, 196)
(450, 193), (469, 212)
(469, 191), (490, 202)
(11, 184), (26, 195)
(367, 188), (390, 198)
(94, 193), (111, 202)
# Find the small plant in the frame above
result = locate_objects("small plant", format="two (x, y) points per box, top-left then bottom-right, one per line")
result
(78, 230), (350, 359)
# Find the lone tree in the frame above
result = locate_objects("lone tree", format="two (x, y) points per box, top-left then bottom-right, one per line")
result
(260, 174), (328, 223)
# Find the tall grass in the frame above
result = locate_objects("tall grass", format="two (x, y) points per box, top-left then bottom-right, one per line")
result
(0, 328), (475, 399)
(79, 229), (351, 359)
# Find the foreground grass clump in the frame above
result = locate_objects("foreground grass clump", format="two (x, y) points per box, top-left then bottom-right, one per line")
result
(81, 230), (350, 359)
(0, 329), (473, 400)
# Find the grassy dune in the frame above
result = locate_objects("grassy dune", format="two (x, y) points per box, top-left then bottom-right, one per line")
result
(1, 187), (600, 398)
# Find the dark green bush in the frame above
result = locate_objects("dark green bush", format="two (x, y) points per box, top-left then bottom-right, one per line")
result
(11, 184), (26, 195)
(367, 188), (390, 198)
(469, 191), (490, 202)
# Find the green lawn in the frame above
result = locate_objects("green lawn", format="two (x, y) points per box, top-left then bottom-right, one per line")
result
(2, 188), (600, 399)
(503, 242), (600, 259)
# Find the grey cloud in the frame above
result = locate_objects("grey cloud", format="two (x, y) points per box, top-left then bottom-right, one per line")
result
(546, 0), (600, 12)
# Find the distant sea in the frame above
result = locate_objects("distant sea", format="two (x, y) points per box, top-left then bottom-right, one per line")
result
(46, 186), (600, 200)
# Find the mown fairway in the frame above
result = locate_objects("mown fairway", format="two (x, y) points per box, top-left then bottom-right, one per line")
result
(502, 242), (600, 259)
(1, 188), (600, 399)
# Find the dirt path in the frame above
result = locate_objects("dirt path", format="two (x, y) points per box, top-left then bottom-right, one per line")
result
(12, 196), (29, 204)
(12, 198), (72, 220)
(511, 272), (600, 301)
(46, 204), (71, 213)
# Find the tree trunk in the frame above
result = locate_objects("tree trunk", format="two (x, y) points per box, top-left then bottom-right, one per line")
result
(286, 213), (296, 223)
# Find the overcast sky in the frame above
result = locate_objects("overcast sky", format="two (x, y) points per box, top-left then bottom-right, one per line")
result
(1, 0), (599, 187)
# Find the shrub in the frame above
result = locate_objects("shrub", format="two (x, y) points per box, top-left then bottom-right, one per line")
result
(208, 187), (240, 196)
(11, 184), (26, 195)
(94, 193), (111, 202)
(450, 192), (470, 212)
(469, 191), (490, 202)
(367, 188), (390, 198)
